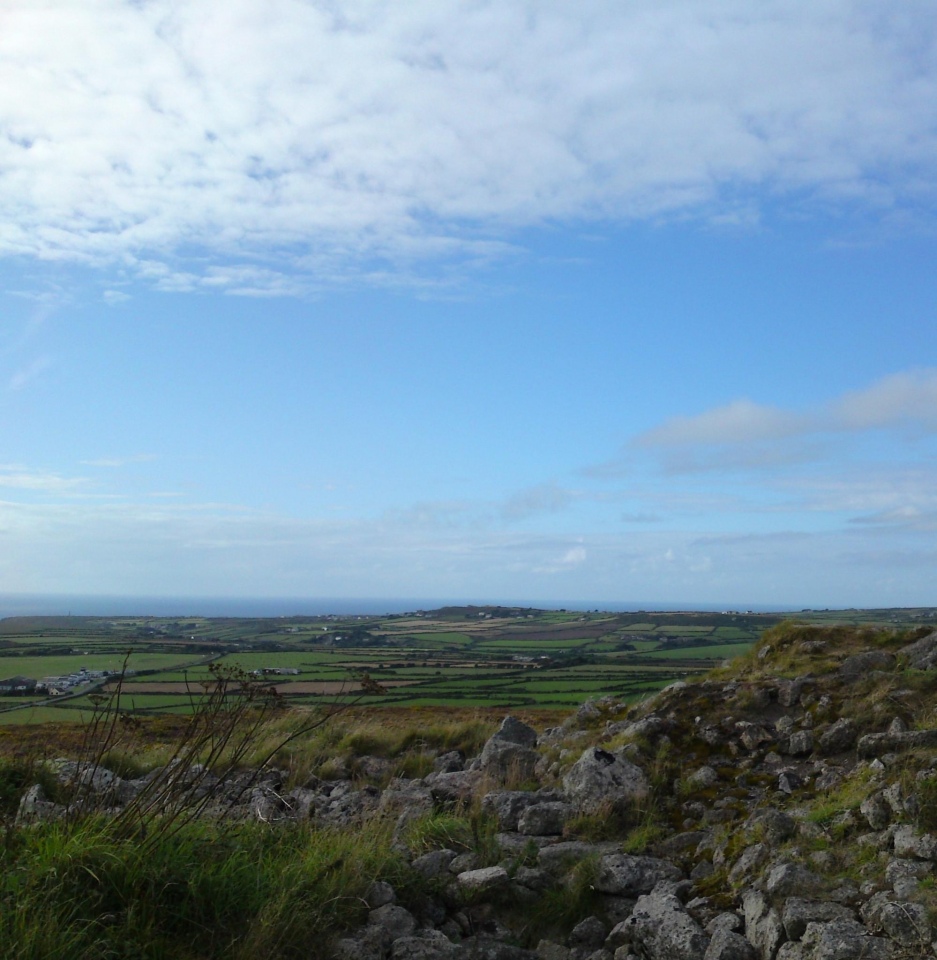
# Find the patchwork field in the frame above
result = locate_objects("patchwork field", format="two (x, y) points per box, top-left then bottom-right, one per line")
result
(0, 604), (933, 722)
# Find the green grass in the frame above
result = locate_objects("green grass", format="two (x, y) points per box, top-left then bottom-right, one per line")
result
(0, 817), (410, 960)
(0, 652), (194, 678)
(633, 642), (753, 660)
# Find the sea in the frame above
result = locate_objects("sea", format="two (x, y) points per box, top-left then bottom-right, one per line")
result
(0, 594), (799, 619)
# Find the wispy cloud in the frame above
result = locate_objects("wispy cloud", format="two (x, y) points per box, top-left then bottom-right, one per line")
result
(2, 2), (936, 289)
(500, 483), (574, 522)
(636, 399), (806, 447)
(80, 454), (157, 468)
(0, 465), (86, 492)
(833, 369), (937, 431)
(634, 368), (937, 456)
(7, 356), (52, 391)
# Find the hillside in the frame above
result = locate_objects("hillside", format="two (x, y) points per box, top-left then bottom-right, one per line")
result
(2, 622), (937, 959)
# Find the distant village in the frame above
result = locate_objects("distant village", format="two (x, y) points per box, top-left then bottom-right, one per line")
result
(0, 665), (305, 699)
(0, 666), (123, 697)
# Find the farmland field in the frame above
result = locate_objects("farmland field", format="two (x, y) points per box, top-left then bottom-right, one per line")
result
(0, 604), (932, 722)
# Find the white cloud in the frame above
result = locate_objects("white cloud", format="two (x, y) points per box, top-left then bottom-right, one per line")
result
(636, 399), (805, 447)
(2, 1), (936, 287)
(633, 368), (937, 458)
(80, 454), (157, 468)
(832, 369), (937, 431)
(500, 483), (574, 522)
(0, 464), (86, 492)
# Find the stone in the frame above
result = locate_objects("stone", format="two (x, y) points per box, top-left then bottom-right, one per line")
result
(817, 720), (857, 756)
(800, 919), (893, 960)
(570, 916), (608, 948)
(765, 863), (823, 900)
(538, 841), (619, 878)
(455, 937), (536, 959)
(15, 783), (65, 824)
(884, 857), (931, 887)
(750, 810), (796, 845)
(563, 748), (649, 815)
(476, 719), (539, 783)
(50, 759), (124, 795)
(514, 866), (551, 891)
(860, 792), (891, 830)
(369, 903), (418, 941)
(318, 785), (380, 826)
(739, 725), (775, 752)
(839, 651), (896, 681)
(742, 889), (786, 960)
(334, 925), (390, 960)
(491, 716), (539, 747)
(812, 770), (842, 792)
(861, 892), (932, 947)
(411, 849), (458, 879)
(482, 791), (541, 830)
(456, 866), (510, 895)
(434, 751), (466, 773)
(857, 729), (937, 757)
(688, 766), (719, 789)
(778, 680), (808, 708)
(706, 914), (744, 936)
(780, 900), (854, 941)
(366, 880), (397, 909)
(391, 931), (461, 960)
(728, 844), (769, 885)
(602, 896), (637, 927)
(655, 831), (709, 859)
(892, 824), (937, 860)
(537, 942), (571, 960)
(594, 854), (683, 896)
(703, 930), (757, 960)
(899, 631), (937, 670)
(626, 886), (710, 960)
(777, 771), (803, 795)
(478, 740), (540, 783)
(786, 731), (814, 757)
(449, 852), (479, 874)
(381, 779), (434, 817)
(427, 770), (482, 804)
(518, 802), (570, 836)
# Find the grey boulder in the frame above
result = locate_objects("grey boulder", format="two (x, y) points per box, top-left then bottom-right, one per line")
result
(563, 747), (649, 815)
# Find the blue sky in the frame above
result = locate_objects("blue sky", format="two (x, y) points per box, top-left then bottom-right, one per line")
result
(2, 1), (936, 609)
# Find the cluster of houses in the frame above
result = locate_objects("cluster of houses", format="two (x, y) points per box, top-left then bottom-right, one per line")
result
(251, 667), (300, 676)
(0, 667), (118, 698)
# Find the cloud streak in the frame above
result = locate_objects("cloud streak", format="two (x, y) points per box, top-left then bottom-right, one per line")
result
(635, 369), (937, 453)
(2, 1), (937, 288)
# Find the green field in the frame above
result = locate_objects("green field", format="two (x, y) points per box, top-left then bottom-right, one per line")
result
(0, 604), (932, 721)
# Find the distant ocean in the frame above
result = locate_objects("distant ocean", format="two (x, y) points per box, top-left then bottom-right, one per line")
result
(0, 594), (800, 619)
